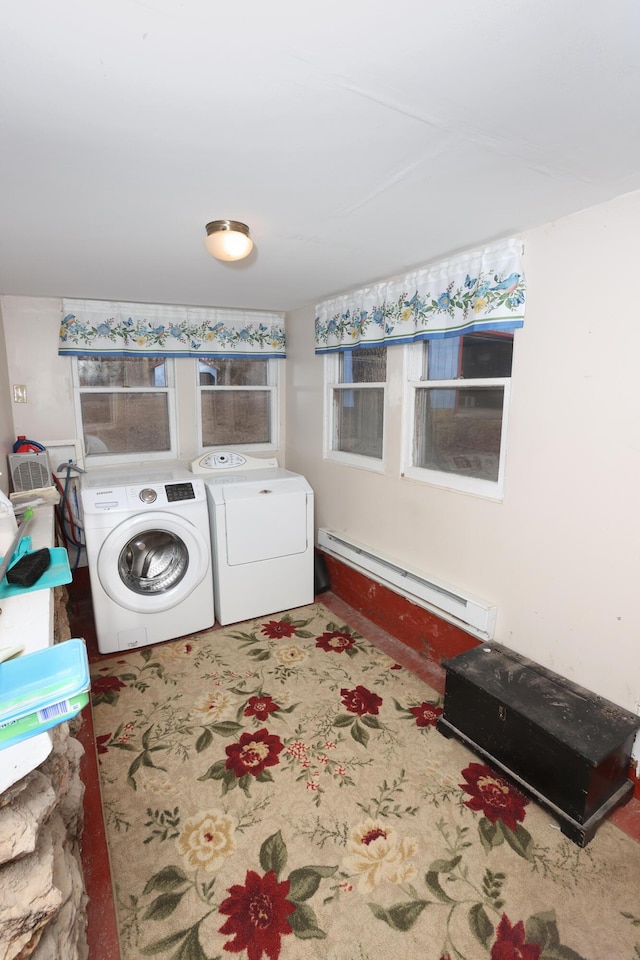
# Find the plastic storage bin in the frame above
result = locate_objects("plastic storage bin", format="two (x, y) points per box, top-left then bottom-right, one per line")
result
(0, 638), (90, 749)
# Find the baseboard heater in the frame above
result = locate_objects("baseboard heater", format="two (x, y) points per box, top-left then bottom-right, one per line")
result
(317, 529), (497, 641)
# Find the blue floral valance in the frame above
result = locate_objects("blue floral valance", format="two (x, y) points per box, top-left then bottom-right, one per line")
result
(314, 238), (525, 354)
(59, 299), (286, 359)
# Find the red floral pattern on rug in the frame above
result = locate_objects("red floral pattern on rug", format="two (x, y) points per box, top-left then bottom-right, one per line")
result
(490, 914), (542, 960)
(261, 620), (297, 639)
(316, 629), (356, 653)
(219, 868), (295, 960)
(226, 729), (285, 778)
(95, 732), (111, 755)
(409, 700), (443, 727)
(92, 674), (126, 696)
(340, 685), (383, 716)
(460, 762), (529, 831)
(244, 695), (280, 721)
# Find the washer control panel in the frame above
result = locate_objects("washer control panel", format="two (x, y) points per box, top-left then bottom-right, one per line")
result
(165, 482), (196, 502)
(82, 477), (204, 512)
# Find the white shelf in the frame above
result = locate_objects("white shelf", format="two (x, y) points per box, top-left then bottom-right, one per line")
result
(0, 505), (57, 794)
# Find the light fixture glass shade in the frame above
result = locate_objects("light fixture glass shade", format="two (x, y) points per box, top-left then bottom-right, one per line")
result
(204, 220), (254, 261)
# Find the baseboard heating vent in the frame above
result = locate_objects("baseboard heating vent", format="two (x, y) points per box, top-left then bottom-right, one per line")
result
(317, 529), (497, 641)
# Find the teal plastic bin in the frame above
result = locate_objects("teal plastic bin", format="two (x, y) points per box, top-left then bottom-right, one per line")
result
(0, 638), (90, 749)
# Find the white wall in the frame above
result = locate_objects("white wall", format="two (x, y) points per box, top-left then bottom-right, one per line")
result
(0, 302), (16, 494)
(285, 191), (640, 724)
(2, 298), (78, 443)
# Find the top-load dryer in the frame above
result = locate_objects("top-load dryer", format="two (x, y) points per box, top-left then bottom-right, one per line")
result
(191, 452), (314, 625)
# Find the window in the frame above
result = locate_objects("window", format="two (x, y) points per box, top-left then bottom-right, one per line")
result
(73, 356), (177, 461)
(325, 346), (386, 468)
(198, 358), (278, 449)
(404, 331), (514, 497)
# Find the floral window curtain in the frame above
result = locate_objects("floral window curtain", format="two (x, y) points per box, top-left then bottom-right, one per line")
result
(59, 300), (286, 359)
(314, 238), (525, 354)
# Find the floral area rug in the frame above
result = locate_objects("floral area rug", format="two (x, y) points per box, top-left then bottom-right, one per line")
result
(90, 602), (640, 960)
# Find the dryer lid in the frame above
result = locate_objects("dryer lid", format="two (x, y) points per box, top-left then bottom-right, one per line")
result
(221, 477), (308, 503)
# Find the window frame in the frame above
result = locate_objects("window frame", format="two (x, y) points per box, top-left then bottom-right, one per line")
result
(323, 349), (386, 472)
(71, 356), (178, 466)
(196, 357), (280, 453)
(402, 339), (512, 499)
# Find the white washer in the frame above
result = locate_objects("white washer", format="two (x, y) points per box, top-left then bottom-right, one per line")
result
(191, 452), (314, 626)
(81, 465), (214, 653)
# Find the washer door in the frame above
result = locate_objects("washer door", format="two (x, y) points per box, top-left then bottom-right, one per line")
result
(97, 511), (210, 613)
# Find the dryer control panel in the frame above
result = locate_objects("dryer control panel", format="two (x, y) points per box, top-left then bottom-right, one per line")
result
(190, 451), (278, 474)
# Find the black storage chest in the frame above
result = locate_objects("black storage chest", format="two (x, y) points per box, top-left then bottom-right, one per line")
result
(437, 642), (640, 846)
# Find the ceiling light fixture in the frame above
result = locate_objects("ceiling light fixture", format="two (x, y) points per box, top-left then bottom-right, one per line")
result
(204, 220), (254, 262)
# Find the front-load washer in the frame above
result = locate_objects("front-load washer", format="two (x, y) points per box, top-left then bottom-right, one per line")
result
(80, 465), (214, 653)
(191, 452), (314, 625)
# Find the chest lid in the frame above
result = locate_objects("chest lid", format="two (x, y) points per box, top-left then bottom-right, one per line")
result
(442, 642), (640, 765)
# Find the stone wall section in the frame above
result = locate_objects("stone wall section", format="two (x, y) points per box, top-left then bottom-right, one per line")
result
(0, 723), (88, 960)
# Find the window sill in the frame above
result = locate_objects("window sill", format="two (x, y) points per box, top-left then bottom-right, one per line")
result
(401, 466), (504, 500)
(324, 451), (385, 473)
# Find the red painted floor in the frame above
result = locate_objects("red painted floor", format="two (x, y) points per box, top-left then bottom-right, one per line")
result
(67, 575), (640, 960)
(70, 572), (122, 960)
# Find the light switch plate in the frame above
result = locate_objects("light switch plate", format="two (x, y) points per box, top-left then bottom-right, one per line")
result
(13, 384), (27, 403)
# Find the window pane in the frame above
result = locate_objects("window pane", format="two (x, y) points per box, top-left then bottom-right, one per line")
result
(426, 332), (513, 381)
(77, 356), (167, 387)
(199, 358), (269, 386)
(333, 388), (384, 458)
(414, 386), (504, 481)
(201, 391), (271, 446)
(340, 346), (386, 383)
(425, 338), (459, 380)
(80, 392), (171, 455)
(461, 332), (513, 378)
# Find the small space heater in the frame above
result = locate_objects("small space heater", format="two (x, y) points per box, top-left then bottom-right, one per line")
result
(8, 451), (52, 491)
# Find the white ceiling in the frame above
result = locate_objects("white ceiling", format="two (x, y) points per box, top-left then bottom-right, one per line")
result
(2, 1), (640, 313)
